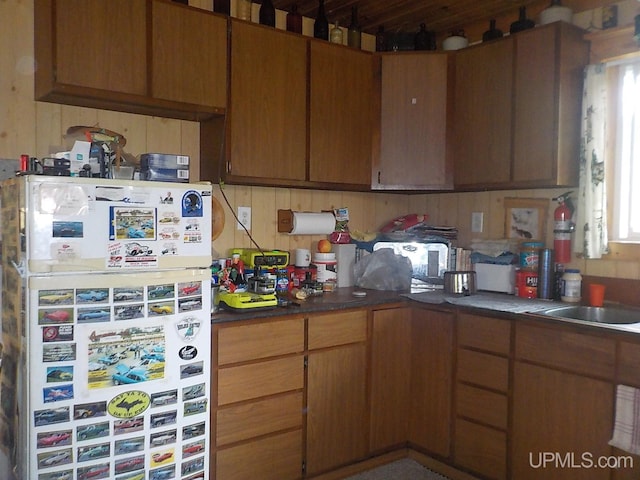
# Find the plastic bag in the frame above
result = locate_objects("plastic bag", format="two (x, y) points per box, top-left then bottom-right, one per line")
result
(354, 248), (412, 291)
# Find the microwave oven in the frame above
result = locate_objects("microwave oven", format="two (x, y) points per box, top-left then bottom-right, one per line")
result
(372, 241), (450, 290)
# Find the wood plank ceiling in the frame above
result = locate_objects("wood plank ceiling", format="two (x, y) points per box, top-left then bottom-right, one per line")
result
(268, 0), (594, 36)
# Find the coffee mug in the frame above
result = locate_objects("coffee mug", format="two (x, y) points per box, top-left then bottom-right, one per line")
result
(295, 248), (311, 267)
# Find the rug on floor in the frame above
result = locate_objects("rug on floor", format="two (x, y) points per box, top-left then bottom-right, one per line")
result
(343, 459), (450, 480)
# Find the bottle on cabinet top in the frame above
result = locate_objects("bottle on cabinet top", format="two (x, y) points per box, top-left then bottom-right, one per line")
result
(237, 0), (252, 21)
(314, 0), (329, 40)
(482, 19), (504, 41)
(510, 6), (535, 34)
(286, 3), (303, 33)
(414, 23), (434, 51)
(213, 0), (231, 15)
(347, 5), (361, 49)
(330, 20), (344, 44)
(375, 25), (386, 52)
(259, 0), (276, 27)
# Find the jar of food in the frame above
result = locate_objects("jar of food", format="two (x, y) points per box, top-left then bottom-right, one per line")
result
(561, 269), (582, 303)
(519, 242), (544, 270)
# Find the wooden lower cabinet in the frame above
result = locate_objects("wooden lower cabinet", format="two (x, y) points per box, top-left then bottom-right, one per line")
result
(409, 308), (454, 458)
(216, 430), (303, 480)
(455, 418), (507, 480)
(306, 310), (368, 475)
(370, 307), (411, 452)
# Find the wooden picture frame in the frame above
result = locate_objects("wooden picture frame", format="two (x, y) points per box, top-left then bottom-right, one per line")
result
(504, 197), (549, 241)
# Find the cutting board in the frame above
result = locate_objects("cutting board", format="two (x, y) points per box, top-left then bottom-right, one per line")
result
(212, 196), (225, 240)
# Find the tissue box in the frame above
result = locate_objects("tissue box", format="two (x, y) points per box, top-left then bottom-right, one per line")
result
(475, 263), (517, 294)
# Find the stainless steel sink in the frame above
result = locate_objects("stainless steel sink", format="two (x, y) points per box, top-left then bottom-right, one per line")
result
(539, 305), (640, 324)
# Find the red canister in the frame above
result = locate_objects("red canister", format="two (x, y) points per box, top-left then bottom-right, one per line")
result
(516, 269), (538, 299)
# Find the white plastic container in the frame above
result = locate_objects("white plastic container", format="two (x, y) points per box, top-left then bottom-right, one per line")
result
(561, 269), (582, 303)
(312, 253), (337, 284)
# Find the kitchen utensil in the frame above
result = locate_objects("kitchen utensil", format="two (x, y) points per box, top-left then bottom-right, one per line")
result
(444, 270), (477, 295)
(212, 196), (225, 241)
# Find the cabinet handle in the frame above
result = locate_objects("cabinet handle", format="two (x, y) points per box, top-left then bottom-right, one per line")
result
(377, 171), (381, 184)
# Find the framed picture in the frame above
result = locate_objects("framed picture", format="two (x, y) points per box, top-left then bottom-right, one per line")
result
(504, 198), (549, 241)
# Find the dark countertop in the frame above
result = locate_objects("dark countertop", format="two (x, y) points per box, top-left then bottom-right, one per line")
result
(211, 287), (406, 323)
(211, 287), (640, 337)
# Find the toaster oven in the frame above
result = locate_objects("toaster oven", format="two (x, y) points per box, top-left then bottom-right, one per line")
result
(373, 241), (450, 290)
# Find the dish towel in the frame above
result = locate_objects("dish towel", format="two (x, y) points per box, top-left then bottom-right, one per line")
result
(609, 384), (640, 455)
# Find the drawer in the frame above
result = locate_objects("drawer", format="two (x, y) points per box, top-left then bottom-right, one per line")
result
(515, 323), (615, 378)
(217, 392), (303, 446)
(217, 317), (304, 365)
(308, 310), (367, 350)
(216, 430), (303, 480)
(457, 349), (509, 392)
(455, 418), (507, 480)
(457, 314), (511, 355)
(218, 355), (304, 405)
(456, 383), (508, 430)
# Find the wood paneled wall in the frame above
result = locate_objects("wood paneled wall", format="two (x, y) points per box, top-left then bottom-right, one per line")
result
(1, 0), (637, 280)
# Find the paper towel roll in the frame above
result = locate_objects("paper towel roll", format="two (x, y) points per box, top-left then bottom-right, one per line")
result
(290, 212), (335, 235)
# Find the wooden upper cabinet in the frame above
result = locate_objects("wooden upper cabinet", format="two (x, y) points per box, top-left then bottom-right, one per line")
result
(454, 22), (588, 190)
(227, 20), (307, 183)
(34, 0), (226, 120)
(453, 38), (514, 188)
(375, 52), (453, 190)
(309, 42), (374, 188)
(511, 22), (589, 187)
(35, 0), (147, 97)
(151, 1), (227, 108)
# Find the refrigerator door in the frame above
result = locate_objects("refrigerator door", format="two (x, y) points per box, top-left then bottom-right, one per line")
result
(14, 176), (212, 273)
(25, 269), (211, 480)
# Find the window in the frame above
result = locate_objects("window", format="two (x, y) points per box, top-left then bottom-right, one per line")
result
(611, 59), (640, 242)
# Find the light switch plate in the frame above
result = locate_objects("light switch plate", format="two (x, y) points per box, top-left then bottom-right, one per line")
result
(471, 212), (484, 233)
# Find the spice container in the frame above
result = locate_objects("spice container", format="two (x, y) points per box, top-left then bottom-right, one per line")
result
(561, 269), (582, 302)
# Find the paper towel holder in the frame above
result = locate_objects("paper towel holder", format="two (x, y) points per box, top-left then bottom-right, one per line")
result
(278, 209), (294, 233)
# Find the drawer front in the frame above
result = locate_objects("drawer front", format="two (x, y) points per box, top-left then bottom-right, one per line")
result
(217, 317), (305, 365)
(457, 349), (509, 392)
(217, 392), (303, 446)
(216, 430), (302, 480)
(456, 383), (508, 430)
(455, 418), (507, 480)
(218, 356), (304, 405)
(308, 310), (367, 350)
(618, 341), (640, 387)
(458, 313), (511, 355)
(516, 323), (615, 378)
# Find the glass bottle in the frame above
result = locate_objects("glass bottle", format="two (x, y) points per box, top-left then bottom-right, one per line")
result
(330, 20), (344, 44)
(482, 19), (503, 41)
(286, 4), (303, 34)
(347, 5), (361, 49)
(510, 6), (535, 34)
(414, 23), (431, 51)
(213, 0), (230, 15)
(314, 0), (329, 40)
(375, 25), (386, 52)
(237, 0), (252, 21)
(259, 0), (276, 27)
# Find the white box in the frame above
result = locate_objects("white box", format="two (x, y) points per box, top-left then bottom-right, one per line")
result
(334, 244), (356, 288)
(475, 263), (517, 294)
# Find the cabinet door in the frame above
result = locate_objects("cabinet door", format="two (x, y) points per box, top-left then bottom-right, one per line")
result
(309, 42), (374, 187)
(512, 362), (613, 480)
(36, 0), (147, 96)
(409, 308), (454, 457)
(306, 343), (368, 474)
(228, 21), (307, 182)
(375, 53), (453, 190)
(370, 308), (411, 452)
(453, 39), (513, 188)
(512, 23), (588, 186)
(151, 1), (227, 109)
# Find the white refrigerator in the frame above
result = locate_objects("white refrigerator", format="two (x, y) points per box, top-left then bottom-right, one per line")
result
(0, 175), (212, 480)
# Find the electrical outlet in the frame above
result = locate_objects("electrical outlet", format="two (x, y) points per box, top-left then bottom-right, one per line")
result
(471, 212), (484, 233)
(237, 206), (251, 231)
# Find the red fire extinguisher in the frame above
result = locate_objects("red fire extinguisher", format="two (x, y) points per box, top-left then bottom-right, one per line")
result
(553, 192), (574, 264)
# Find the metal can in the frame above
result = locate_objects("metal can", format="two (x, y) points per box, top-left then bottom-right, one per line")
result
(516, 269), (538, 299)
